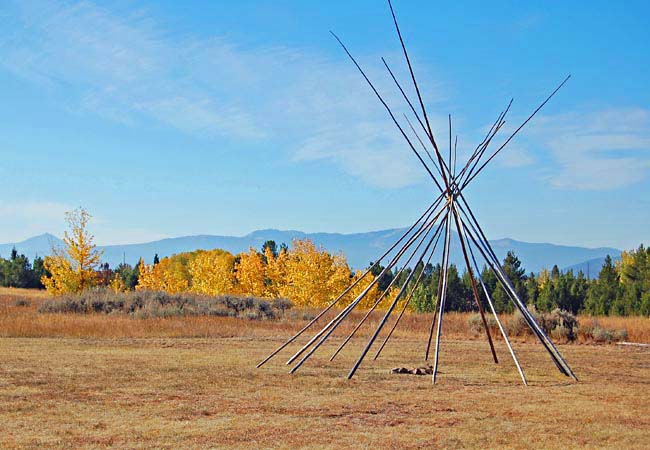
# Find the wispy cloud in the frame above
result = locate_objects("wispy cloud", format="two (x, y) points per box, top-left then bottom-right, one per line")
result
(0, 0), (446, 188)
(0, 201), (70, 221)
(528, 108), (650, 190)
(496, 145), (535, 168)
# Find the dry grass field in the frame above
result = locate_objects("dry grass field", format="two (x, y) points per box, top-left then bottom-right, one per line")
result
(1, 288), (649, 449)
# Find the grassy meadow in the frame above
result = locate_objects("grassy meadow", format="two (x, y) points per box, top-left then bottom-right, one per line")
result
(1, 288), (649, 449)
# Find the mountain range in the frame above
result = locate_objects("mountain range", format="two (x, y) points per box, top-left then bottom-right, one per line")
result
(0, 229), (621, 277)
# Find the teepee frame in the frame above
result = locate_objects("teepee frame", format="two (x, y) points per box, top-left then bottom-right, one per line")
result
(257, 0), (577, 385)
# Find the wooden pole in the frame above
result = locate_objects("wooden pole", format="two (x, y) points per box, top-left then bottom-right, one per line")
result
(425, 212), (449, 361)
(373, 218), (444, 360)
(461, 218), (527, 385)
(283, 195), (445, 366)
(432, 211), (453, 384)
(256, 196), (443, 367)
(287, 199), (449, 371)
(461, 75), (571, 190)
(387, 0), (447, 179)
(448, 114), (452, 177)
(291, 212), (445, 376)
(451, 205), (499, 364)
(345, 213), (447, 379)
(456, 103), (510, 187)
(331, 32), (444, 192)
(329, 211), (446, 361)
(457, 207), (577, 380)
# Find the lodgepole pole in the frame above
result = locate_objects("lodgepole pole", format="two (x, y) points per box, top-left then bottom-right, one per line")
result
(331, 31), (444, 192)
(373, 218), (444, 360)
(331, 213), (447, 361)
(431, 211), (453, 383)
(451, 205), (499, 364)
(287, 199), (449, 371)
(457, 211), (577, 380)
(424, 215), (449, 361)
(346, 212), (448, 379)
(461, 219), (527, 385)
(257, 195), (443, 368)
(461, 75), (571, 190)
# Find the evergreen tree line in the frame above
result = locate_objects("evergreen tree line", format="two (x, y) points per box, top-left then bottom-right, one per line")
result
(374, 247), (650, 317)
(0, 246), (143, 291)
(0, 248), (48, 289)
(8, 222), (650, 317)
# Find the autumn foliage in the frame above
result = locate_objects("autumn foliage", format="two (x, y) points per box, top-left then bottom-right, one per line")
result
(134, 239), (387, 308)
(42, 208), (103, 294)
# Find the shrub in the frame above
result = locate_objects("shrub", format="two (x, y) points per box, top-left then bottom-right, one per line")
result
(551, 325), (571, 341)
(467, 314), (497, 336)
(256, 300), (274, 319)
(38, 287), (292, 320)
(507, 309), (535, 337)
(613, 329), (628, 342)
(207, 304), (235, 317)
(580, 324), (628, 343)
(243, 311), (261, 320)
(507, 307), (578, 342)
(272, 297), (293, 312)
(590, 327), (613, 343)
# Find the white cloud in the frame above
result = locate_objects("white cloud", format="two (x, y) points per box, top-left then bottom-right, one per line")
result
(528, 108), (650, 190)
(496, 145), (535, 168)
(0, 201), (70, 221)
(0, 0), (447, 189)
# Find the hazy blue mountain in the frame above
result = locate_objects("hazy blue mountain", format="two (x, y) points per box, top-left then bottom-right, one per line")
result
(0, 229), (621, 275)
(0, 233), (63, 260)
(563, 256), (619, 278)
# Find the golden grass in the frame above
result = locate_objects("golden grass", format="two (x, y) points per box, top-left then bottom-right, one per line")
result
(0, 286), (49, 299)
(1, 336), (649, 449)
(1, 289), (649, 448)
(590, 315), (650, 343)
(2, 289), (650, 343)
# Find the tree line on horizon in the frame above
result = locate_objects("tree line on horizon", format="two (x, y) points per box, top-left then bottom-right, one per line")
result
(4, 208), (649, 317)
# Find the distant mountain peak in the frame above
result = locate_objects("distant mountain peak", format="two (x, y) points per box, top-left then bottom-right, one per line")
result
(0, 228), (622, 276)
(25, 232), (59, 242)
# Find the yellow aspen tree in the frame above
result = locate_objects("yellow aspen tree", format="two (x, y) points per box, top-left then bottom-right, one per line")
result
(537, 268), (550, 290)
(156, 258), (190, 293)
(110, 276), (125, 293)
(618, 250), (635, 284)
(328, 253), (354, 302)
(136, 258), (156, 290)
(162, 252), (194, 292)
(235, 248), (267, 297)
(189, 249), (237, 295)
(380, 285), (401, 311)
(42, 207), (102, 294)
(342, 270), (381, 309)
(264, 246), (288, 298)
(136, 256), (190, 293)
(281, 239), (353, 307)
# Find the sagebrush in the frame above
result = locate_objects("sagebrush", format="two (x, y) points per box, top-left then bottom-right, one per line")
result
(38, 288), (292, 320)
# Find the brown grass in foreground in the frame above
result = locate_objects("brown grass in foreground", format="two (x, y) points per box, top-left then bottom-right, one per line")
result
(1, 289), (649, 448)
(1, 337), (648, 449)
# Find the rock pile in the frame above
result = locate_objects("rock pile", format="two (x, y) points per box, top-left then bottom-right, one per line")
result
(391, 365), (434, 375)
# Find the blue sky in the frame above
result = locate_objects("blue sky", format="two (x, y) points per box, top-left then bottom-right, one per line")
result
(0, 0), (648, 249)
